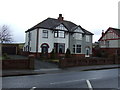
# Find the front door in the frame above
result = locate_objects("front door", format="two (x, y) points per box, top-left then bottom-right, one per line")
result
(85, 48), (90, 57)
(41, 43), (49, 58)
(42, 47), (48, 54)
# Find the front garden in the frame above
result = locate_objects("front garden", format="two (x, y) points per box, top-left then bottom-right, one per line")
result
(1, 53), (11, 60)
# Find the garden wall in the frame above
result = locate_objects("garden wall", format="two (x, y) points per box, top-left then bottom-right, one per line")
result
(1, 55), (34, 70)
(59, 57), (119, 68)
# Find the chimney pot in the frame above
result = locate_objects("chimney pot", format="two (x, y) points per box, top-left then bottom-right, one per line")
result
(102, 30), (104, 36)
(58, 14), (64, 21)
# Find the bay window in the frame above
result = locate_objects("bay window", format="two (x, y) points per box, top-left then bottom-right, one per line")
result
(73, 33), (82, 40)
(73, 44), (81, 53)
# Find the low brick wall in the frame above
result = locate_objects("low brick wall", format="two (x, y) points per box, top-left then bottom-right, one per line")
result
(59, 57), (118, 68)
(2, 55), (34, 70)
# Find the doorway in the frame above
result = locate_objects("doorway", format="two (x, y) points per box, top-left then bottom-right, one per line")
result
(85, 47), (90, 57)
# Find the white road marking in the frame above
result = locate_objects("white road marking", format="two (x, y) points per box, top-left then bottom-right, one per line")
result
(30, 87), (36, 90)
(86, 80), (93, 90)
(50, 79), (85, 85)
(34, 68), (60, 71)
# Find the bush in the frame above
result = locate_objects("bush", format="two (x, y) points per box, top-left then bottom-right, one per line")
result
(2, 53), (10, 59)
(50, 49), (56, 59)
(3, 53), (8, 57)
(65, 48), (71, 58)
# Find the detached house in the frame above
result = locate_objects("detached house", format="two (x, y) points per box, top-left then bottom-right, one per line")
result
(23, 14), (93, 58)
(98, 27), (120, 56)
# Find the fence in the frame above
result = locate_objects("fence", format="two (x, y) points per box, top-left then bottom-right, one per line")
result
(59, 57), (119, 68)
(1, 55), (34, 70)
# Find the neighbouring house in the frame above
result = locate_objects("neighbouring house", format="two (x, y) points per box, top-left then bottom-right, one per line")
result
(98, 27), (120, 57)
(2, 43), (24, 55)
(92, 42), (100, 57)
(23, 14), (93, 58)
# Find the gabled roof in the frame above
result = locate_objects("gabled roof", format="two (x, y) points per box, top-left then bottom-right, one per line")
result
(98, 27), (120, 41)
(26, 17), (93, 35)
(112, 28), (120, 36)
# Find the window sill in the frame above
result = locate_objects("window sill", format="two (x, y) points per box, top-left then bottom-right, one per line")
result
(42, 37), (48, 38)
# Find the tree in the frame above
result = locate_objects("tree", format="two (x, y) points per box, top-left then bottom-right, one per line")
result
(0, 25), (12, 43)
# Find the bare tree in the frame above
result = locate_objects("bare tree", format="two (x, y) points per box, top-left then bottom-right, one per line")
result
(0, 25), (12, 43)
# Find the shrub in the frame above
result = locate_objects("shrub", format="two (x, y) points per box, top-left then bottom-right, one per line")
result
(3, 53), (8, 58)
(65, 48), (71, 58)
(2, 53), (10, 59)
(50, 49), (56, 59)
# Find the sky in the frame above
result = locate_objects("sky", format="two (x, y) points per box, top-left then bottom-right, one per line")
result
(0, 0), (119, 43)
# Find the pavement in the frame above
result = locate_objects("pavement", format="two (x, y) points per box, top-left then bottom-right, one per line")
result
(2, 64), (120, 77)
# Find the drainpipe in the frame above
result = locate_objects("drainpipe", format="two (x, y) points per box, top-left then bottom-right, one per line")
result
(69, 32), (71, 52)
(36, 28), (39, 58)
(28, 32), (30, 54)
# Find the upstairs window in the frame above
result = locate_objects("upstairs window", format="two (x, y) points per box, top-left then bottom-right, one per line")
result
(73, 33), (82, 40)
(54, 30), (65, 38)
(54, 31), (58, 37)
(42, 30), (48, 38)
(86, 35), (90, 42)
(58, 31), (65, 38)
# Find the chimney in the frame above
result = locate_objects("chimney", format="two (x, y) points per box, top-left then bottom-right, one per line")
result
(102, 30), (104, 36)
(58, 14), (64, 21)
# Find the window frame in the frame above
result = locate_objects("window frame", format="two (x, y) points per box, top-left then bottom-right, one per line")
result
(54, 30), (65, 38)
(54, 31), (58, 38)
(73, 45), (75, 53)
(73, 33), (82, 40)
(54, 43), (65, 54)
(76, 45), (81, 53)
(86, 35), (90, 42)
(42, 30), (48, 38)
(73, 44), (81, 54)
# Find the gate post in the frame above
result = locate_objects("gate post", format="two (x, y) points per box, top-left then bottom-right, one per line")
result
(28, 55), (35, 70)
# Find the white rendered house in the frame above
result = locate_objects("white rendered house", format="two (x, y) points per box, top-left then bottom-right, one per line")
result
(23, 14), (93, 57)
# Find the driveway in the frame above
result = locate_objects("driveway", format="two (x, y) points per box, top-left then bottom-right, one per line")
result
(35, 59), (58, 70)
(8, 55), (58, 70)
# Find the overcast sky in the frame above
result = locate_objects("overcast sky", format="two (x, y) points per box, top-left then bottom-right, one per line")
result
(0, 0), (119, 43)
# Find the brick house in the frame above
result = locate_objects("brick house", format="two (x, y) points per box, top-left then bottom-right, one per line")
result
(98, 27), (120, 56)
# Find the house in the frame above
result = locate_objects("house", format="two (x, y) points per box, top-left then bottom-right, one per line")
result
(98, 27), (120, 56)
(23, 14), (93, 58)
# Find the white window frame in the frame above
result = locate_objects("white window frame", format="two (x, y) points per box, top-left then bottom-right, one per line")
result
(54, 30), (65, 38)
(73, 44), (81, 54)
(86, 35), (90, 42)
(42, 30), (48, 38)
(74, 33), (82, 40)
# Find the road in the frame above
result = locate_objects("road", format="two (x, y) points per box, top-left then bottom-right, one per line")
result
(2, 68), (120, 89)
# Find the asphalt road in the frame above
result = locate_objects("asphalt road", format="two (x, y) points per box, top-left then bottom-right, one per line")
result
(2, 68), (120, 89)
